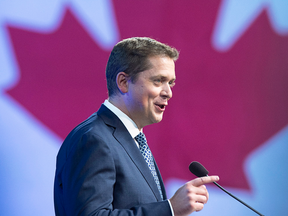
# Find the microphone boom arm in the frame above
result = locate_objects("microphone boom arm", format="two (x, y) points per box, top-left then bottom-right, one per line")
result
(212, 181), (264, 216)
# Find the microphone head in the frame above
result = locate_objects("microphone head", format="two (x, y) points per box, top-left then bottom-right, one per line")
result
(189, 161), (209, 177)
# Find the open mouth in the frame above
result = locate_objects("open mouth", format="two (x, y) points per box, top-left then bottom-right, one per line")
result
(156, 104), (165, 109)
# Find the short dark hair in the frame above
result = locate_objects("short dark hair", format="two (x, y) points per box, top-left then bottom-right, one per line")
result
(105, 37), (179, 97)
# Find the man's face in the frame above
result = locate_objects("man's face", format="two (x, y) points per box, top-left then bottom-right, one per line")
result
(124, 56), (176, 129)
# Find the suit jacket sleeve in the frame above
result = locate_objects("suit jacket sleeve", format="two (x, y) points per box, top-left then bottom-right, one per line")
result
(54, 109), (173, 216)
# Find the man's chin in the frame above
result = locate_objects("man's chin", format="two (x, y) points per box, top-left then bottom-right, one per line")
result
(152, 115), (163, 124)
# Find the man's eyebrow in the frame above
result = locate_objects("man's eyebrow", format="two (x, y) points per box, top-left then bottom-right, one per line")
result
(150, 75), (176, 81)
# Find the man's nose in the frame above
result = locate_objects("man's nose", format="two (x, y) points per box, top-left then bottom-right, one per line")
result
(161, 83), (172, 99)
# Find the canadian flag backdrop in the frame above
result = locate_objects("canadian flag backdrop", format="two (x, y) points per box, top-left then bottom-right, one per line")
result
(0, 1), (288, 215)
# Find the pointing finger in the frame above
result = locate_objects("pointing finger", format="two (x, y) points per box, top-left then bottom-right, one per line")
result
(191, 175), (219, 187)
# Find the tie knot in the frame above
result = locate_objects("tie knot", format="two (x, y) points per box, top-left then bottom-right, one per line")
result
(135, 132), (147, 146)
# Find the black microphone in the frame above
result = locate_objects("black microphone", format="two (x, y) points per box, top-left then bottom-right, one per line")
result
(189, 161), (264, 216)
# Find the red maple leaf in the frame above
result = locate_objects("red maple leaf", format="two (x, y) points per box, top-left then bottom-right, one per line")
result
(112, 1), (288, 189)
(6, 2), (288, 190)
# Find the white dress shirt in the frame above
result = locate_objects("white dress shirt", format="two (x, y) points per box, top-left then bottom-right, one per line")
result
(103, 99), (141, 146)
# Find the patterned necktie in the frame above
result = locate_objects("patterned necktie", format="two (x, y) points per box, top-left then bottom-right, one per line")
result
(135, 132), (163, 200)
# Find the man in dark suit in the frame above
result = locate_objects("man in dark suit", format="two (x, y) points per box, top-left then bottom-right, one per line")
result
(54, 37), (219, 216)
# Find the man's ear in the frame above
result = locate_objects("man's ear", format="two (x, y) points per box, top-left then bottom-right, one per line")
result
(116, 72), (129, 94)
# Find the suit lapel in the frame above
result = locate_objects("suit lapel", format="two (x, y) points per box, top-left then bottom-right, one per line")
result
(98, 105), (163, 201)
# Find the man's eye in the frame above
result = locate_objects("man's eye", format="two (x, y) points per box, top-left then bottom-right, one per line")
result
(169, 81), (175, 87)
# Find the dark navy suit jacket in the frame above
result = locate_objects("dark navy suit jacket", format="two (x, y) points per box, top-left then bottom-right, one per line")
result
(54, 104), (172, 216)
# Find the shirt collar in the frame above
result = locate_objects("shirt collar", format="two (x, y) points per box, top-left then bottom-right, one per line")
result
(103, 99), (141, 139)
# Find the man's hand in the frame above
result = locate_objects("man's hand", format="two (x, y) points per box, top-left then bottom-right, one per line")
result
(169, 175), (219, 216)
